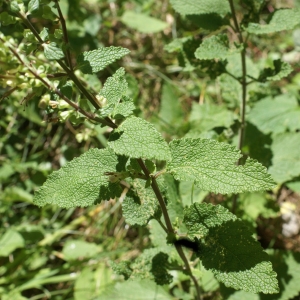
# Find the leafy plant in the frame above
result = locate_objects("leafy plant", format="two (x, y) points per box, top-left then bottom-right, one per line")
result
(1, 0), (300, 299)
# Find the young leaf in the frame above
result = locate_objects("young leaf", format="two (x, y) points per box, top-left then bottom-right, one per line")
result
(258, 59), (293, 82)
(112, 95), (135, 119)
(245, 8), (300, 35)
(169, 0), (229, 16)
(167, 138), (276, 194)
(43, 42), (64, 60)
(99, 68), (128, 106)
(33, 149), (124, 208)
(27, 0), (39, 14)
(77, 47), (130, 74)
(184, 203), (279, 294)
(248, 94), (300, 134)
(122, 179), (161, 226)
(195, 34), (241, 61)
(96, 67), (134, 118)
(121, 11), (169, 34)
(108, 116), (171, 161)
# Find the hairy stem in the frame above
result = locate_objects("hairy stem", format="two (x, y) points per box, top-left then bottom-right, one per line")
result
(228, 0), (248, 213)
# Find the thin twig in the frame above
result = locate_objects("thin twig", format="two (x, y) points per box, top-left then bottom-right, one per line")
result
(53, 0), (73, 70)
(1, 38), (112, 127)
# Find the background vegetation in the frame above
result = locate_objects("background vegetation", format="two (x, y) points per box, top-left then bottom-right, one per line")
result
(1, 0), (300, 299)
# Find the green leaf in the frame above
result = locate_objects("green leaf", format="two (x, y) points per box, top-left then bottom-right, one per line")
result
(169, 0), (230, 16)
(218, 73), (241, 108)
(130, 249), (172, 285)
(0, 163), (15, 180)
(75, 265), (114, 300)
(0, 12), (17, 26)
(258, 59), (293, 82)
(268, 133), (300, 183)
(43, 42), (64, 60)
(62, 240), (101, 261)
(60, 81), (73, 99)
(42, 5), (58, 21)
(0, 229), (25, 256)
(159, 83), (183, 127)
(164, 37), (192, 53)
(189, 102), (237, 133)
(248, 94), (300, 134)
(222, 250), (300, 300)
(122, 179), (161, 226)
(97, 67), (134, 118)
(112, 95), (135, 119)
(27, 0), (39, 14)
(108, 116), (171, 161)
(195, 34), (241, 61)
(77, 47), (130, 74)
(237, 192), (278, 221)
(121, 11), (169, 33)
(2, 186), (33, 203)
(260, 251), (300, 300)
(99, 68), (128, 106)
(99, 279), (173, 300)
(243, 122), (272, 168)
(184, 203), (236, 239)
(33, 148), (124, 208)
(39, 27), (49, 41)
(179, 181), (208, 206)
(110, 261), (132, 280)
(286, 181), (300, 193)
(184, 203), (279, 294)
(186, 13), (228, 31)
(245, 8), (300, 35)
(9, 1), (20, 13)
(167, 138), (276, 194)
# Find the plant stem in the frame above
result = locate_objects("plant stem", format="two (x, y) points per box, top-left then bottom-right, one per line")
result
(53, 0), (73, 71)
(15, 12), (117, 129)
(1, 38), (112, 127)
(137, 158), (201, 300)
(228, 0), (247, 154)
(175, 244), (202, 300)
(228, 0), (248, 213)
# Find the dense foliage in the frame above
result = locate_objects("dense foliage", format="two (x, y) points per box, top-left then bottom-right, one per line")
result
(1, 0), (300, 299)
